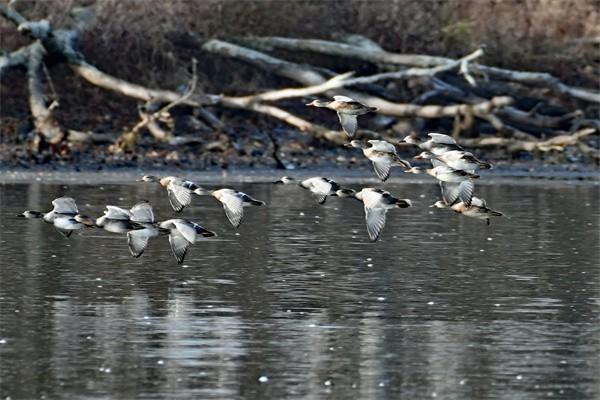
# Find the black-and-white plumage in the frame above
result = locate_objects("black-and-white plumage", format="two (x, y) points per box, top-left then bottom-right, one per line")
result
(306, 95), (377, 137)
(159, 219), (216, 264)
(211, 189), (266, 228)
(139, 175), (207, 212)
(274, 176), (351, 204)
(351, 188), (412, 242)
(415, 150), (492, 172)
(17, 197), (83, 237)
(431, 197), (504, 225)
(404, 132), (464, 155)
(347, 140), (411, 181)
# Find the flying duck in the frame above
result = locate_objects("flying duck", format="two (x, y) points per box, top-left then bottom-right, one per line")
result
(346, 140), (411, 181)
(415, 150), (492, 171)
(273, 176), (353, 204)
(431, 197), (503, 225)
(138, 175), (207, 212)
(339, 188), (412, 242)
(403, 132), (464, 155)
(306, 95), (377, 137)
(407, 165), (478, 206)
(159, 219), (217, 264)
(53, 214), (94, 237)
(17, 196), (79, 223)
(210, 189), (266, 228)
(17, 197), (87, 237)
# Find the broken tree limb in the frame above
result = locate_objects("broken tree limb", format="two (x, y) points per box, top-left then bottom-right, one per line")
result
(474, 65), (600, 104)
(114, 58), (199, 151)
(206, 40), (509, 120)
(202, 39), (325, 85)
(238, 36), (451, 67)
(232, 48), (483, 103)
(242, 36), (600, 103)
(220, 96), (347, 144)
(460, 128), (597, 153)
(27, 41), (64, 145)
(0, 43), (34, 77)
(1, 4), (218, 107)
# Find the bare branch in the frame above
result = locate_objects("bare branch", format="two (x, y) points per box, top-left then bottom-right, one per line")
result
(27, 41), (64, 144)
(243, 36), (600, 103)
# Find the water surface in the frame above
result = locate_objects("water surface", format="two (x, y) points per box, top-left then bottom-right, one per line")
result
(0, 180), (598, 399)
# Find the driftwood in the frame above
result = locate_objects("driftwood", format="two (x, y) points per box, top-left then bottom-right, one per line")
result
(241, 36), (600, 104)
(26, 41), (64, 145)
(461, 128), (598, 156)
(205, 39), (511, 121)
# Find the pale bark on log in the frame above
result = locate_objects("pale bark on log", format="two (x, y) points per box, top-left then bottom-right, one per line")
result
(242, 36), (600, 103)
(460, 128), (597, 153)
(0, 43), (34, 77)
(220, 97), (347, 144)
(27, 41), (64, 144)
(207, 40), (509, 120)
(428, 78), (582, 131)
(239, 37), (450, 67)
(202, 39), (325, 85)
(234, 48), (483, 103)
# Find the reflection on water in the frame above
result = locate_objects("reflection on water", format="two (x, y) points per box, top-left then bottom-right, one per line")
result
(0, 180), (598, 399)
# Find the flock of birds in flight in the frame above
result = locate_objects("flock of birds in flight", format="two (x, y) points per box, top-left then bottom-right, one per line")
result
(18, 95), (503, 264)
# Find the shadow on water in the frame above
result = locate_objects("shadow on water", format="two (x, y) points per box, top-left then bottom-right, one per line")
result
(0, 180), (598, 399)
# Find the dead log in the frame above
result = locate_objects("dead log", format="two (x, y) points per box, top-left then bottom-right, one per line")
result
(232, 48), (483, 103)
(206, 40), (510, 121)
(27, 41), (64, 145)
(220, 97), (347, 144)
(461, 128), (597, 153)
(0, 4), (218, 107)
(0, 43), (34, 77)
(239, 36), (450, 68)
(242, 36), (600, 103)
(202, 39), (325, 85)
(114, 59), (199, 151)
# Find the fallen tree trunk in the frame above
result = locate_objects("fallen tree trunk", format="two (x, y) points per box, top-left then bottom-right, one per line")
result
(205, 40), (512, 120)
(461, 128), (597, 154)
(238, 36), (451, 68)
(241, 36), (600, 103)
(27, 41), (64, 145)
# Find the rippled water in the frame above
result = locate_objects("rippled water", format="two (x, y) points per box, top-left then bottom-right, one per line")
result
(0, 178), (598, 399)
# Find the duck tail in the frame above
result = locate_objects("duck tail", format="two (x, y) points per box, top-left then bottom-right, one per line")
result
(479, 161), (493, 170)
(194, 188), (209, 196)
(396, 198), (412, 208)
(490, 210), (503, 217)
(369, 106), (378, 112)
(250, 199), (266, 206)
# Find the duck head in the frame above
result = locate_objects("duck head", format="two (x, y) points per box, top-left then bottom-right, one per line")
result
(405, 167), (425, 174)
(305, 99), (330, 107)
(335, 188), (356, 198)
(273, 176), (295, 184)
(17, 210), (43, 218)
(74, 214), (95, 227)
(430, 201), (448, 209)
(413, 151), (435, 160)
(138, 175), (160, 183)
(344, 140), (367, 149)
(402, 135), (420, 145)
